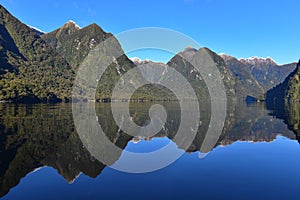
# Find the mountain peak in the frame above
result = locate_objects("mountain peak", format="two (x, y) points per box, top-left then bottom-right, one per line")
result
(130, 57), (163, 65)
(0, 4), (75, 103)
(56, 20), (81, 36)
(177, 46), (198, 59)
(239, 56), (277, 65)
(184, 46), (198, 52)
(219, 53), (235, 60)
(62, 20), (81, 30)
(130, 57), (144, 65)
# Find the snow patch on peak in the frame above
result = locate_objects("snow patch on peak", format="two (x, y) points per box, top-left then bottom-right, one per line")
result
(130, 57), (153, 65)
(27, 25), (45, 34)
(239, 56), (274, 61)
(130, 57), (143, 64)
(239, 56), (277, 65)
(130, 57), (168, 66)
(65, 20), (81, 29)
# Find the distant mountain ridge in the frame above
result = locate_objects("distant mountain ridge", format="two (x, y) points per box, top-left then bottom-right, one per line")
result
(131, 52), (296, 102)
(220, 53), (296, 100)
(220, 54), (265, 99)
(239, 56), (296, 91)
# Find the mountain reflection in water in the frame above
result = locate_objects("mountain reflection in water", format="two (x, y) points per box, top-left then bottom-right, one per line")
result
(0, 102), (299, 198)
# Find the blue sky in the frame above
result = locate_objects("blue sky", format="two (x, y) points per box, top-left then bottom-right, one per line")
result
(1, 0), (299, 64)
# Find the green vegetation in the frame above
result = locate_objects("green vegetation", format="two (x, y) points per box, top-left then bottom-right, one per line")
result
(266, 60), (300, 106)
(0, 4), (297, 104)
(0, 103), (133, 195)
(1, 102), (298, 197)
(41, 21), (239, 103)
(286, 61), (300, 102)
(221, 54), (297, 101)
(41, 22), (110, 70)
(284, 103), (300, 139)
(221, 54), (265, 99)
(0, 5), (75, 103)
(41, 21), (177, 102)
(239, 58), (296, 91)
(266, 61), (300, 142)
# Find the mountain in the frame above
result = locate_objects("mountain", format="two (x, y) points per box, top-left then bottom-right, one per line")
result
(43, 22), (237, 103)
(131, 47), (238, 115)
(1, 4), (297, 103)
(0, 6), (155, 103)
(132, 47), (239, 138)
(0, 5), (75, 103)
(167, 47), (237, 102)
(220, 54), (297, 100)
(220, 54), (265, 99)
(132, 50), (296, 103)
(266, 60), (300, 106)
(285, 61), (300, 102)
(41, 21), (168, 101)
(41, 20), (108, 70)
(167, 47), (237, 151)
(239, 56), (296, 91)
(265, 60), (300, 142)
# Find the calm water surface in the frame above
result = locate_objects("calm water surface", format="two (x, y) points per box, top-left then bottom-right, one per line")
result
(0, 102), (299, 200)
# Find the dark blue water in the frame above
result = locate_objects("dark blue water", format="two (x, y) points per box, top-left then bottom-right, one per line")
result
(0, 103), (300, 200)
